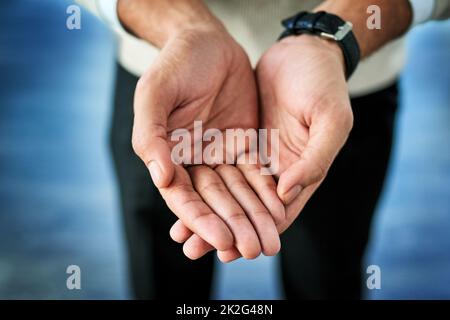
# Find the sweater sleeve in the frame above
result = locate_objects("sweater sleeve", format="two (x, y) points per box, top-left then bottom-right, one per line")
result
(433, 0), (450, 20)
(409, 0), (450, 26)
(75, 0), (128, 34)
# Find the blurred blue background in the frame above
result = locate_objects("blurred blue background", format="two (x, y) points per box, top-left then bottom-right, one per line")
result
(0, 1), (449, 299)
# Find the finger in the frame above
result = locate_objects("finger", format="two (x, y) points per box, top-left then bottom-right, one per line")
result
(277, 185), (316, 233)
(183, 234), (215, 260)
(237, 162), (285, 225)
(181, 232), (242, 262)
(217, 248), (242, 263)
(215, 165), (281, 256)
(170, 220), (215, 260)
(170, 219), (193, 243)
(132, 69), (176, 188)
(188, 166), (262, 259)
(179, 228), (243, 261)
(175, 221), (243, 260)
(277, 112), (352, 204)
(159, 165), (234, 251)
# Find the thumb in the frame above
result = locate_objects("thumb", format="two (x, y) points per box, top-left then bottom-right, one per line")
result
(277, 113), (352, 204)
(131, 72), (175, 188)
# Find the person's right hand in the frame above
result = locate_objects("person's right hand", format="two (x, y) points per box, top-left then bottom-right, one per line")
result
(132, 23), (283, 260)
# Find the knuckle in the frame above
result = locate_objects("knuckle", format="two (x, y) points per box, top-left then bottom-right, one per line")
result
(215, 164), (238, 176)
(224, 212), (247, 226)
(165, 183), (194, 201)
(339, 107), (354, 132)
(304, 145), (331, 183)
(246, 164), (262, 176)
(131, 132), (146, 158)
(330, 104), (354, 132)
(135, 70), (155, 92)
(131, 125), (166, 159)
(199, 181), (226, 195)
(261, 181), (277, 194)
(312, 161), (329, 182)
(187, 166), (213, 185)
(252, 210), (270, 219)
(147, 123), (167, 138)
(213, 164), (227, 175)
(186, 165), (202, 176)
(191, 212), (215, 227)
(228, 179), (251, 193)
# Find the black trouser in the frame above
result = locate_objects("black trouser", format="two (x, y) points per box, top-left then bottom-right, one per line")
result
(110, 64), (398, 299)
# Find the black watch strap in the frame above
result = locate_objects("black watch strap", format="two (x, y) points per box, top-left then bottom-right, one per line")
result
(279, 11), (361, 79)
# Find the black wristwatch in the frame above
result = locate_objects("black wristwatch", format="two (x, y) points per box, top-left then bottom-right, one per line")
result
(279, 11), (361, 79)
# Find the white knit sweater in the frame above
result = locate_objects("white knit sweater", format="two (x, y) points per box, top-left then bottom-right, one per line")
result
(77, 0), (450, 97)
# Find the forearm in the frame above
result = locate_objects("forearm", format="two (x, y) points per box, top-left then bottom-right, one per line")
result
(315, 0), (413, 58)
(117, 0), (223, 48)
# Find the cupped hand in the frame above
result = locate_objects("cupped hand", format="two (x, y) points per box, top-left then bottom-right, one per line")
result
(258, 35), (354, 233)
(132, 24), (283, 259)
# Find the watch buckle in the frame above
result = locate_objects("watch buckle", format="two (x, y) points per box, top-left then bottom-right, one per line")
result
(319, 21), (353, 41)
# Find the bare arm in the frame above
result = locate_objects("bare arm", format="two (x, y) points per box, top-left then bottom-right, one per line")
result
(117, 0), (223, 48)
(315, 0), (412, 58)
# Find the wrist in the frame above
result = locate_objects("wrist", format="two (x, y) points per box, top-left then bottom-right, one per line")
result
(314, 0), (412, 58)
(162, 12), (227, 48)
(169, 20), (228, 45)
(117, 0), (225, 48)
(279, 35), (346, 77)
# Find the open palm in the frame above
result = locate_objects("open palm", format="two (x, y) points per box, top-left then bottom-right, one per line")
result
(133, 28), (283, 260)
(257, 36), (354, 233)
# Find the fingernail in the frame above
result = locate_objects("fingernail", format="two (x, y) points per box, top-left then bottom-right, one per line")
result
(283, 185), (302, 204)
(147, 161), (162, 187)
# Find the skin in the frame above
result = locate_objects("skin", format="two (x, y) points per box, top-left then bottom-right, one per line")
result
(173, 35), (353, 262)
(117, 0), (413, 262)
(170, 0), (412, 261)
(129, 11), (283, 259)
